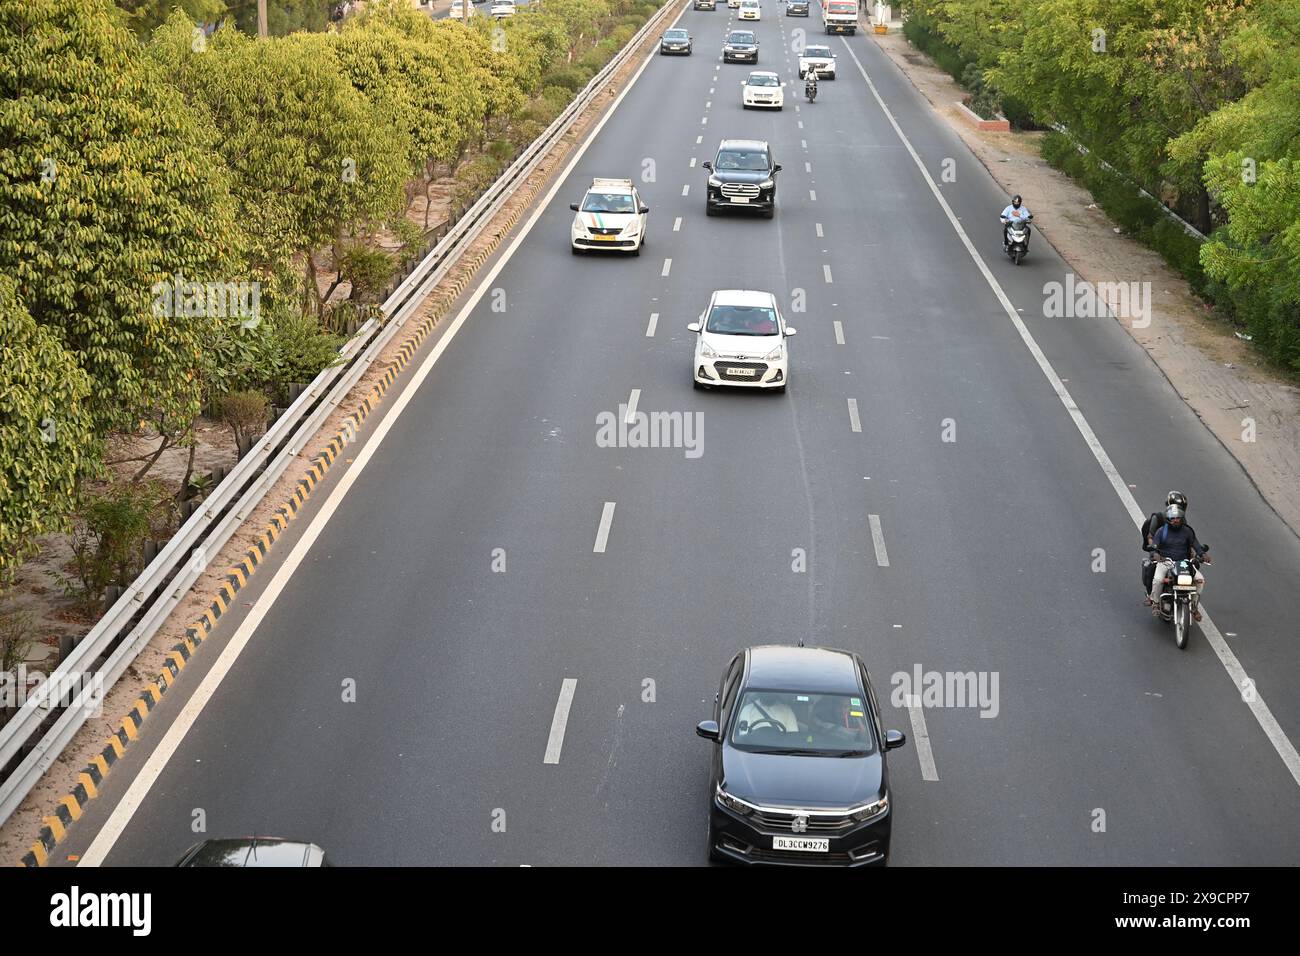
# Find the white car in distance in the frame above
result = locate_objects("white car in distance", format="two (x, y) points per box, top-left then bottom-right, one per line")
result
(741, 70), (784, 109)
(570, 177), (649, 255)
(449, 0), (475, 18)
(688, 290), (795, 393)
(798, 44), (837, 79)
(739, 0), (761, 18)
(490, 0), (515, 18)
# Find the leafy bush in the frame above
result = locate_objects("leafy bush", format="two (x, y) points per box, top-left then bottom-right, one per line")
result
(262, 314), (345, 389)
(219, 389), (271, 455)
(0, 598), (36, 676)
(68, 482), (170, 598)
(545, 67), (593, 93)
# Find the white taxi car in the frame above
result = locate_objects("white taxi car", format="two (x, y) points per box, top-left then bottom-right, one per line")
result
(739, 0), (761, 19)
(798, 44), (837, 79)
(569, 178), (649, 255)
(688, 290), (795, 392)
(741, 70), (784, 109)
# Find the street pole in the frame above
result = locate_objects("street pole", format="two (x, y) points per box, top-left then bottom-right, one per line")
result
(257, 0), (268, 37)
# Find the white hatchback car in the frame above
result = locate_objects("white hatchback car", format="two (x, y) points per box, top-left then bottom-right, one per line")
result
(570, 177), (649, 254)
(688, 290), (795, 392)
(490, 0), (515, 17)
(739, 0), (761, 18)
(741, 70), (784, 109)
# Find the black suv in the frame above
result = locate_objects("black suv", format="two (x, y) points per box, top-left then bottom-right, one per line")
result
(697, 645), (908, 866)
(786, 0), (809, 13)
(703, 139), (781, 218)
(722, 29), (758, 63)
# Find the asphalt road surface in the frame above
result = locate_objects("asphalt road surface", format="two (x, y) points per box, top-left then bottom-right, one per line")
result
(62, 1), (1300, 866)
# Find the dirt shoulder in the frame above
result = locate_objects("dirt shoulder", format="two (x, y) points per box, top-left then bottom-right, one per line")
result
(0, 0), (686, 865)
(872, 29), (1300, 536)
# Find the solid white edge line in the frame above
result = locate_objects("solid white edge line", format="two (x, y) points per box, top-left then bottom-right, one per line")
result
(868, 514), (890, 567)
(847, 398), (861, 433)
(646, 311), (659, 337)
(840, 37), (1300, 790)
(593, 501), (617, 553)
(79, 10), (693, 866)
(833, 319), (844, 344)
(904, 694), (940, 781)
(543, 679), (579, 765)
(624, 388), (641, 424)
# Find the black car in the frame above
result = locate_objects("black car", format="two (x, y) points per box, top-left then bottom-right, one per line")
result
(722, 29), (758, 63)
(703, 138), (781, 218)
(696, 645), (907, 866)
(175, 838), (329, 866)
(786, 0), (809, 14)
(659, 28), (693, 55)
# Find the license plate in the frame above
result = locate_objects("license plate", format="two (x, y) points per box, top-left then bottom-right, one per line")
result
(773, 836), (829, 852)
(730, 196), (750, 204)
(591, 235), (616, 241)
(727, 366), (756, 376)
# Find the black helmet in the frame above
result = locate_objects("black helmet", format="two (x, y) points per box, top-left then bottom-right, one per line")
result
(1165, 504), (1185, 523)
(1166, 490), (1188, 510)
(1011, 194), (1022, 207)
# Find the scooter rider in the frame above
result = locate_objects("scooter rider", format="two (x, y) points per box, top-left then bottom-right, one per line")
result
(805, 67), (818, 101)
(1145, 504), (1210, 620)
(1001, 194), (1032, 247)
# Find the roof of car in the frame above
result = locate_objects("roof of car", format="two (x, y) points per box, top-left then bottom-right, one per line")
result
(711, 289), (777, 308)
(747, 71), (780, 79)
(745, 645), (863, 694)
(177, 838), (326, 867)
(717, 138), (769, 151)
(589, 177), (633, 192)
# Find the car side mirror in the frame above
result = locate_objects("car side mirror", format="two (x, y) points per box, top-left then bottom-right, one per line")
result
(639, 205), (649, 214)
(784, 327), (797, 336)
(686, 322), (701, 333)
(885, 729), (907, 750)
(569, 202), (579, 211)
(773, 163), (783, 172)
(702, 161), (713, 171)
(696, 720), (721, 741)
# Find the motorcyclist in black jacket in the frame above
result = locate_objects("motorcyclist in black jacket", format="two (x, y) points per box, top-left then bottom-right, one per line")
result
(1145, 504), (1209, 620)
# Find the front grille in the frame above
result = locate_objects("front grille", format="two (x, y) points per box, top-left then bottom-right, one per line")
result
(588, 226), (621, 236)
(714, 361), (768, 382)
(747, 847), (855, 865)
(752, 809), (855, 832)
(720, 182), (760, 198)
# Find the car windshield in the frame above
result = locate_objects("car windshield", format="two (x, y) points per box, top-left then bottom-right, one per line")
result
(707, 304), (778, 336)
(748, 74), (779, 87)
(728, 32), (755, 43)
(828, 1), (855, 12)
(665, 29), (688, 39)
(581, 192), (636, 213)
(804, 46), (831, 58)
(731, 690), (876, 755)
(714, 149), (770, 171)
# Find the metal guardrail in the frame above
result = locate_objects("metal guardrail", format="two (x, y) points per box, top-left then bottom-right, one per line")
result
(0, 0), (680, 830)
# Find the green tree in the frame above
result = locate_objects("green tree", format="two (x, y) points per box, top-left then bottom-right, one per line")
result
(0, 0), (244, 439)
(0, 279), (96, 590)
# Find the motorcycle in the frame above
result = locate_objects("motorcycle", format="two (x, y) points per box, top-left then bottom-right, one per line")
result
(1146, 547), (1209, 650)
(1002, 214), (1033, 265)
(805, 78), (817, 102)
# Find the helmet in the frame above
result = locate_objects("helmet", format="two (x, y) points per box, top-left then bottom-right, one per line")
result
(1165, 490), (1188, 510)
(1011, 195), (1022, 207)
(1165, 504), (1185, 523)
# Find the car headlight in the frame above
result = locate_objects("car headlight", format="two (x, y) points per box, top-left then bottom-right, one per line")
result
(715, 784), (755, 817)
(621, 220), (640, 235)
(708, 176), (722, 188)
(759, 179), (774, 189)
(699, 341), (718, 358)
(850, 795), (889, 822)
(763, 345), (783, 361)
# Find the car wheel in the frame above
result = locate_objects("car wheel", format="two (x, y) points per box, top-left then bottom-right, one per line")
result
(631, 242), (640, 257)
(763, 206), (775, 220)
(707, 820), (724, 862)
(705, 202), (716, 217)
(693, 379), (704, 390)
(571, 245), (582, 255)
(742, 103), (749, 110)
(773, 383), (786, 394)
